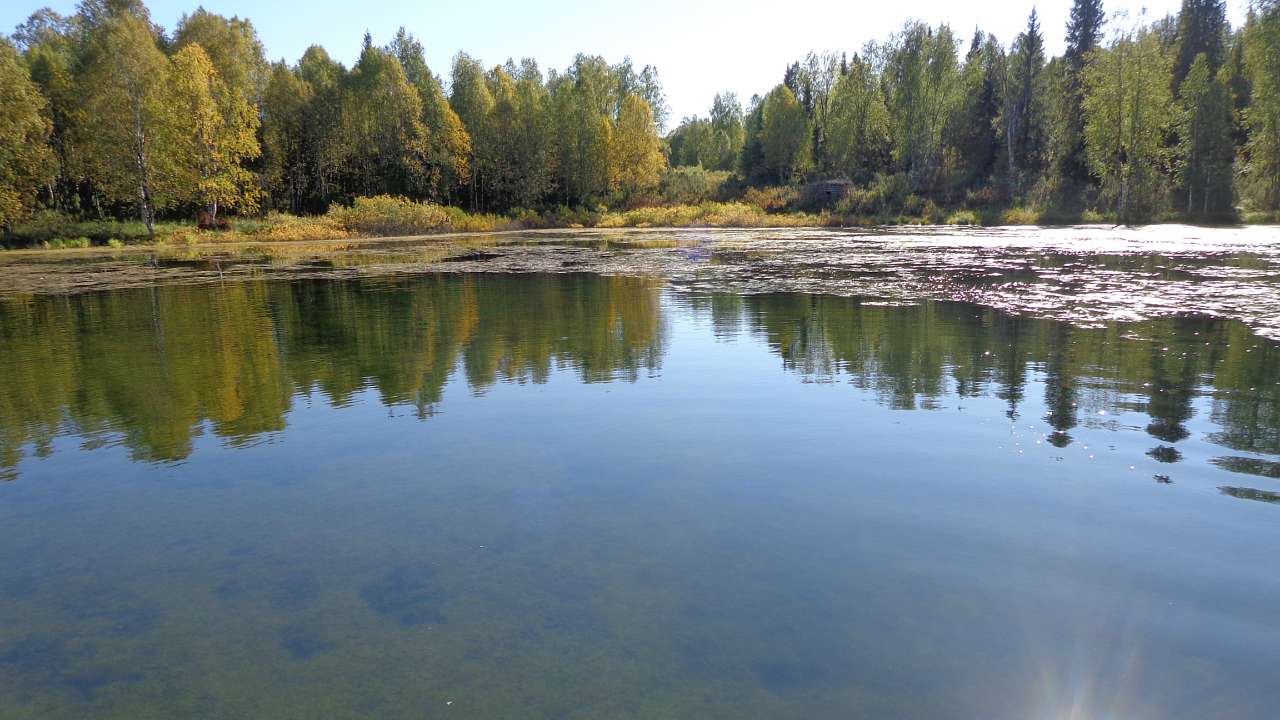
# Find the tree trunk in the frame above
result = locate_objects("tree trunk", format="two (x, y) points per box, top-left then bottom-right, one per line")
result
(136, 180), (148, 235)
(132, 100), (155, 238)
(1187, 168), (1194, 216)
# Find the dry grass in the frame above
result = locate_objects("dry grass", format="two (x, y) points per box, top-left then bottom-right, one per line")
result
(16, 190), (1235, 252)
(241, 213), (351, 242)
(596, 202), (822, 229)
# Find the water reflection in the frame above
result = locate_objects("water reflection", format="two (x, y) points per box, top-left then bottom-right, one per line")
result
(3, 278), (1279, 485)
(0, 274), (663, 475)
(1211, 456), (1280, 479)
(1219, 486), (1280, 503)
(684, 292), (1280, 460)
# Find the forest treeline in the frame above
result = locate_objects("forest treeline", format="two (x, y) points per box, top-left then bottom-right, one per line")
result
(1, 0), (1279, 238)
(672, 0), (1280, 223)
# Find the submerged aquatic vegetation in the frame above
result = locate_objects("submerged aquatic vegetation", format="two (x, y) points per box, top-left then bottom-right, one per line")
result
(360, 565), (450, 626)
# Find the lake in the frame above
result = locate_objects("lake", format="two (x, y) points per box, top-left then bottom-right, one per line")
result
(1, 228), (1278, 719)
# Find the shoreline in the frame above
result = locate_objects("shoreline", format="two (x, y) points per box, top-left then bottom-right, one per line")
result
(3, 225), (1279, 344)
(4, 219), (1277, 258)
(6, 194), (1277, 252)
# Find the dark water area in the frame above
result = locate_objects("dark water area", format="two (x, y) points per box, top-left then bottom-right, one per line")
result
(1, 272), (1278, 719)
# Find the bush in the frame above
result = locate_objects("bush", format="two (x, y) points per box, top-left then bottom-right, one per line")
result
(1243, 210), (1280, 225)
(742, 186), (797, 212)
(1036, 206), (1085, 225)
(245, 213), (349, 242)
(945, 210), (980, 225)
(38, 236), (91, 249)
(1000, 207), (1042, 225)
(964, 187), (1002, 208)
(541, 205), (601, 229)
(10, 210), (77, 245)
(833, 174), (913, 218)
(40, 237), (90, 251)
(920, 199), (948, 224)
(3, 210), (198, 247)
(507, 207), (547, 228)
(797, 180), (857, 211)
(661, 166), (731, 205)
(440, 206), (509, 233)
(594, 202), (821, 229)
(330, 196), (454, 236)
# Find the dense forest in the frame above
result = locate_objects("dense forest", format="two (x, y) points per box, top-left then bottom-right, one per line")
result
(1, 0), (1278, 238)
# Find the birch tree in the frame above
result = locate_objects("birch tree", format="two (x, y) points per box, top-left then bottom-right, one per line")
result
(1083, 20), (1174, 222)
(1242, 1), (1280, 210)
(170, 44), (262, 222)
(74, 13), (179, 235)
(0, 38), (55, 229)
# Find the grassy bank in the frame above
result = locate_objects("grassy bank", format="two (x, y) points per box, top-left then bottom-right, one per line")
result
(3, 195), (1276, 250)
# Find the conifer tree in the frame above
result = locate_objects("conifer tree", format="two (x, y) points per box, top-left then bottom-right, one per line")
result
(1054, 0), (1107, 196)
(1172, 0), (1228, 92)
(1002, 10), (1048, 195)
(1176, 54), (1235, 218)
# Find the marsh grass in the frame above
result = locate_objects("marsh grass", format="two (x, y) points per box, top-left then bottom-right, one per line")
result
(7, 193), (1274, 251)
(944, 210), (981, 226)
(596, 202), (819, 228)
(331, 196), (455, 236)
(4, 212), (198, 248)
(39, 236), (92, 249)
(236, 213), (351, 242)
(1000, 207), (1043, 225)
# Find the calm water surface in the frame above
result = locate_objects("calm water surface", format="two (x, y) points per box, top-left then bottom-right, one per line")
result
(1, 272), (1278, 719)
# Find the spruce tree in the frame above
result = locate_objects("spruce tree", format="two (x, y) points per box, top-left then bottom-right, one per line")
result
(1055, 0), (1106, 196)
(1003, 10), (1047, 195)
(1177, 54), (1236, 218)
(1173, 0), (1228, 92)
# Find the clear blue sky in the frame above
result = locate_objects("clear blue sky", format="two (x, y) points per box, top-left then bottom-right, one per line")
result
(4, 0), (1251, 126)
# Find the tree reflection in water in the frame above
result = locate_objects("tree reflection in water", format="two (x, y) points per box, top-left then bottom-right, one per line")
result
(2, 277), (1278, 489)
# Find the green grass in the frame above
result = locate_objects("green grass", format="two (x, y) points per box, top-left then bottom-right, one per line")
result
(944, 210), (980, 226)
(2, 212), (198, 248)
(999, 206), (1043, 225)
(1243, 210), (1280, 225)
(37, 236), (92, 250)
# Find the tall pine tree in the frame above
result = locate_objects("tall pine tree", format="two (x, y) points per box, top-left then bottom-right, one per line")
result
(1173, 0), (1228, 92)
(1176, 54), (1236, 218)
(1002, 9), (1048, 196)
(1054, 0), (1106, 198)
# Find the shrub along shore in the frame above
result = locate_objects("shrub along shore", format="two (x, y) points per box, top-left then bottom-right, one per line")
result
(5, 194), (1277, 251)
